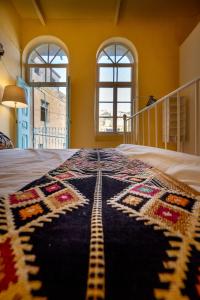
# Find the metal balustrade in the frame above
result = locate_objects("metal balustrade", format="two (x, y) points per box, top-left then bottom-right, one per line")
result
(33, 127), (67, 149)
(123, 77), (200, 155)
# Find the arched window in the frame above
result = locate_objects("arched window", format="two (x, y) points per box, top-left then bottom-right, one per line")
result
(96, 42), (134, 133)
(25, 42), (69, 149)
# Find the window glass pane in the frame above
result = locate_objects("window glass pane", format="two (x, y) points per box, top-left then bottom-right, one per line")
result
(99, 118), (113, 132)
(49, 44), (60, 63)
(99, 88), (113, 102)
(116, 44), (127, 63)
(99, 67), (113, 82)
(117, 88), (131, 102)
(51, 49), (68, 64)
(99, 103), (113, 117)
(57, 87), (67, 95)
(117, 67), (132, 82)
(117, 118), (124, 132)
(41, 107), (45, 122)
(35, 44), (48, 63)
(30, 67), (45, 82)
(52, 68), (66, 82)
(46, 69), (50, 82)
(46, 68), (66, 82)
(118, 51), (134, 64)
(98, 52), (113, 64)
(117, 118), (131, 132)
(118, 54), (133, 64)
(117, 103), (131, 117)
(104, 45), (115, 63)
(28, 50), (45, 64)
(41, 105), (49, 122)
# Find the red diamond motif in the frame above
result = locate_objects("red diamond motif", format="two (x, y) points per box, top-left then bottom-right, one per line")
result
(9, 189), (39, 205)
(155, 205), (180, 224)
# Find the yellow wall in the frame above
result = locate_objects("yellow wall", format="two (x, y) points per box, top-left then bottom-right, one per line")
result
(20, 17), (180, 148)
(0, 1), (21, 146)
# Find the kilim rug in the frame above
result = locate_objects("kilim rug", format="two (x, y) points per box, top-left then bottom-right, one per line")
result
(0, 148), (200, 300)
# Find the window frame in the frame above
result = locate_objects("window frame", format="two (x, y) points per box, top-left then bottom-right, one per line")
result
(26, 43), (68, 88)
(96, 43), (135, 134)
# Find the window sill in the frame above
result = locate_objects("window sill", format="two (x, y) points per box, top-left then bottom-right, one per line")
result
(95, 132), (124, 142)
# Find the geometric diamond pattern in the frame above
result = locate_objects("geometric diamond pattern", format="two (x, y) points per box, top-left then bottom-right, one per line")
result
(143, 200), (191, 235)
(127, 177), (146, 183)
(130, 183), (161, 197)
(122, 195), (142, 206)
(9, 189), (40, 205)
(159, 192), (196, 212)
(120, 193), (150, 211)
(54, 171), (77, 180)
(11, 201), (50, 229)
(47, 187), (80, 209)
(40, 182), (65, 196)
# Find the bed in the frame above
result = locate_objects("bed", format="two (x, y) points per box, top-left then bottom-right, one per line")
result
(0, 145), (200, 300)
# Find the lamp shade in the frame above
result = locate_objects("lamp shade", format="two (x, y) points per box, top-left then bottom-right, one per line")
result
(1, 85), (27, 108)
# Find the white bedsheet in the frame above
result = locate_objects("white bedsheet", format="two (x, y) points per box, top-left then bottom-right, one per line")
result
(0, 148), (77, 195)
(117, 144), (200, 192)
(0, 146), (200, 195)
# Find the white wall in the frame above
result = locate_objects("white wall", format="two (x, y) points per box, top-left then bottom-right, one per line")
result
(180, 22), (200, 83)
(179, 22), (200, 154)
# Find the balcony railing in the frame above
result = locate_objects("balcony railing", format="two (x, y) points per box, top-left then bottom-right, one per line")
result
(33, 127), (67, 149)
(123, 77), (200, 155)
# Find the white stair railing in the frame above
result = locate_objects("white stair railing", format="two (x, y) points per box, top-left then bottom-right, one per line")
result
(123, 77), (200, 155)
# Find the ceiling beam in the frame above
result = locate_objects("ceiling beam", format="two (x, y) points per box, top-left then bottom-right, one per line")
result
(32, 0), (46, 26)
(114, 0), (122, 26)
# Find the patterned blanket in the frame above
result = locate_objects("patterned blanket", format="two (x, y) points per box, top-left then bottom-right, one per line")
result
(0, 149), (200, 300)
